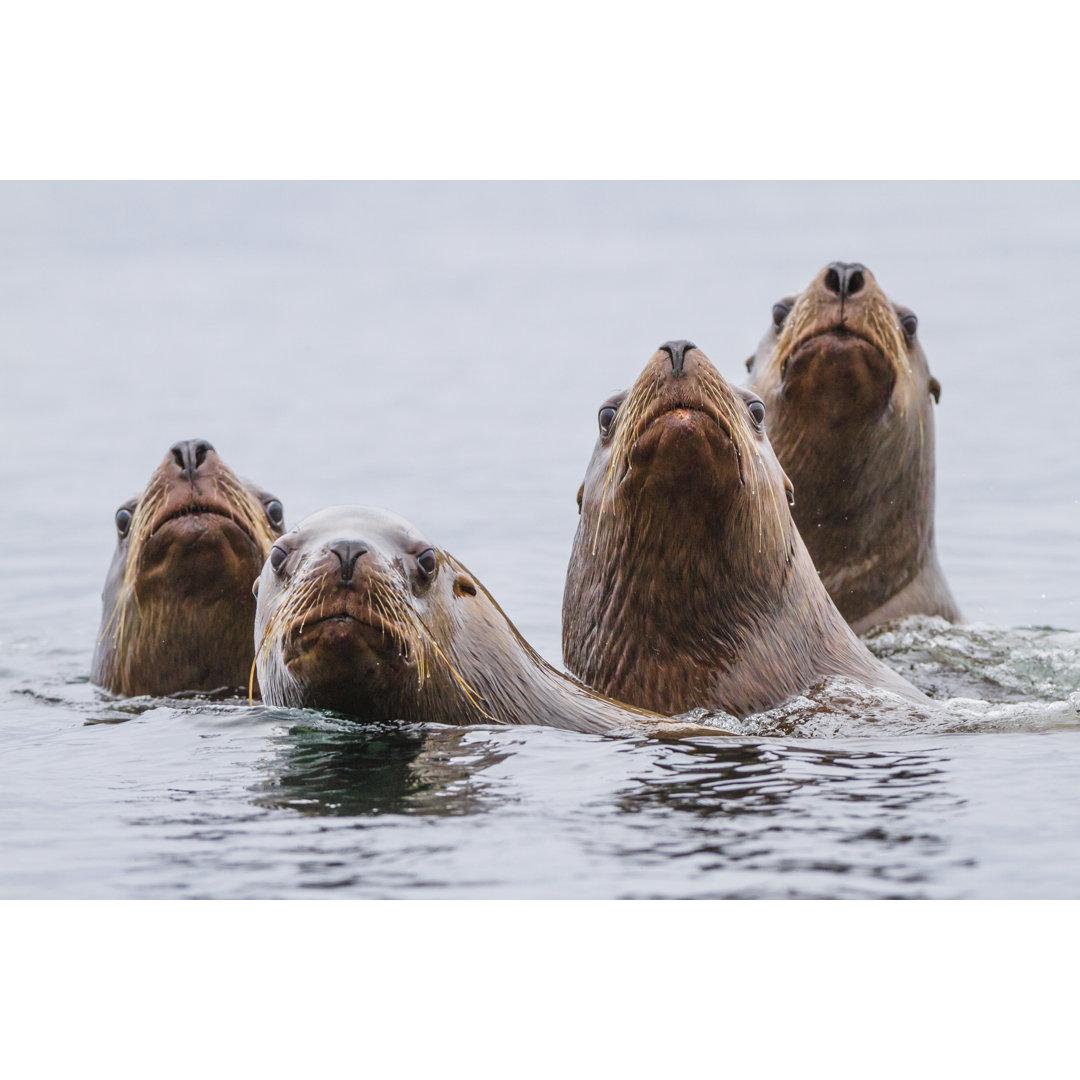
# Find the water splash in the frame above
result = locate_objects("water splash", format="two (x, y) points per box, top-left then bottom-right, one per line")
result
(863, 616), (1080, 703)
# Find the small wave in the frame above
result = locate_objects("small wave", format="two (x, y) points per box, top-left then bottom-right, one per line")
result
(681, 679), (940, 739)
(863, 616), (1080, 703)
(10, 615), (1080, 741)
(681, 676), (1080, 740)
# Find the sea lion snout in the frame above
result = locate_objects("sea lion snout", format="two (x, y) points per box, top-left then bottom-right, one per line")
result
(169, 439), (215, 479)
(327, 539), (369, 583)
(659, 340), (697, 377)
(823, 262), (867, 300)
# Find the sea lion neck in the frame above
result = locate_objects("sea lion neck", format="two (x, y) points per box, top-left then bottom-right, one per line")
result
(748, 262), (960, 630)
(566, 344), (849, 717)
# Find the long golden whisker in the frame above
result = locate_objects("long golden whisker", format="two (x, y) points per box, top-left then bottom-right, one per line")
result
(592, 372), (662, 553)
(104, 481), (170, 654)
(249, 575), (320, 704)
(219, 473), (277, 551)
(408, 611), (495, 721)
(359, 575), (492, 720)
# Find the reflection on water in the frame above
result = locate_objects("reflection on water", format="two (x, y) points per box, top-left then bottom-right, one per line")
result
(609, 738), (966, 899)
(256, 719), (511, 817)
(244, 717), (975, 899)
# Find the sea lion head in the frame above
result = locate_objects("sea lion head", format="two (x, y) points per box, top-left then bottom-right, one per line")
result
(578, 340), (796, 577)
(747, 261), (940, 431)
(253, 506), (493, 724)
(564, 341), (804, 714)
(93, 440), (284, 696)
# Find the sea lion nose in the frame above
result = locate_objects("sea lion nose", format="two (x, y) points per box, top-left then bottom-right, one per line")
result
(169, 439), (214, 478)
(823, 262), (867, 299)
(328, 540), (369, 584)
(659, 340), (696, 377)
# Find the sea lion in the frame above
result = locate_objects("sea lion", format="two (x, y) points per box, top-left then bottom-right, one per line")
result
(561, 340), (928, 718)
(92, 439), (284, 697)
(746, 262), (961, 633)
(253, 505), (713, 737)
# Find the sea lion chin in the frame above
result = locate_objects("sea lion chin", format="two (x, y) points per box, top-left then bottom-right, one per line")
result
(628, 406), (740, 491)
(562, 339), (927, 719)
(781, 327), (897, 423)
(91, 439), (285, 697)
(747, 261), (960, 632)
(253, 505), (718, 737)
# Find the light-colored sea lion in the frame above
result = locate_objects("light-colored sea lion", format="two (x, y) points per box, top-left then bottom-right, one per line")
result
(746, 262), (961, 633)
(92, 440), (284, 696)
(562, 340), (928, 718)
(252, 505), (714, 737)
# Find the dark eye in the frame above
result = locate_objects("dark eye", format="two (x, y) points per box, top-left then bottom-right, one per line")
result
(269, 546), (288, 574)
(417, 548), (437, 577)
(900, 313), (918, 338)
(115, 508), (132, 538)
(264, 499), (284, 528)
(772, 303), (790, 329)
(598, 406), (617, 436)
(748, 400), (766, 427)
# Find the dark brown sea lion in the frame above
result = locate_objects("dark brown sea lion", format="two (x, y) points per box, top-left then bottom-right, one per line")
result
(92, 440), (284, 696)
(746, 262), (961, 633)
(253, 505), (714, 737)
(561, 340), (927, 718)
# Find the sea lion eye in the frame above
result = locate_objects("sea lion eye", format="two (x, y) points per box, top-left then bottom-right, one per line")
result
(772, 303), (790, 329)
(598, 406), (617, 436)
(417, 548), (437, 577)
(115, 508), (132, 538)
(900, 313), (918, 338)
(269, 545), (288, 574)
(264, 499), (284, 528)
(748, 400), (766, 427)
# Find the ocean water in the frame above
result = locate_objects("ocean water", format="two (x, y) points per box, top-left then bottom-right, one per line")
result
(1, 181), (1078, 899)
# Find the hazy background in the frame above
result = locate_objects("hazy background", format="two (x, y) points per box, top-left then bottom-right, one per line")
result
(2, 182), (1077, 664)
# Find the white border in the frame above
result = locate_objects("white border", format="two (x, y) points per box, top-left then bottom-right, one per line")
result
(2, 2), (1077, 178)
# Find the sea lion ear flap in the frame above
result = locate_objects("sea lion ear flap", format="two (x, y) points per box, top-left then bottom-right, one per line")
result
(453, 575), (477, 598)
(783, 471), (795, 508)
(929, 377), (942, 404)
(252, 578), (260, 598)
(745, 355), (754, 373)
(576, 483), (584, 514)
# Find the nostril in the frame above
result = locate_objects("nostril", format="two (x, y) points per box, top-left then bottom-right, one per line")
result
(659, 340), (696, 377)
(328, 540), (369, 583)
(169, 439), (215, 477)
(825, 261), (868, 300)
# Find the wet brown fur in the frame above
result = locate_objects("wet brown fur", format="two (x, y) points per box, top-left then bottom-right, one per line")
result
(562, 345), (926, 717)
(747, 263), (961, 633)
